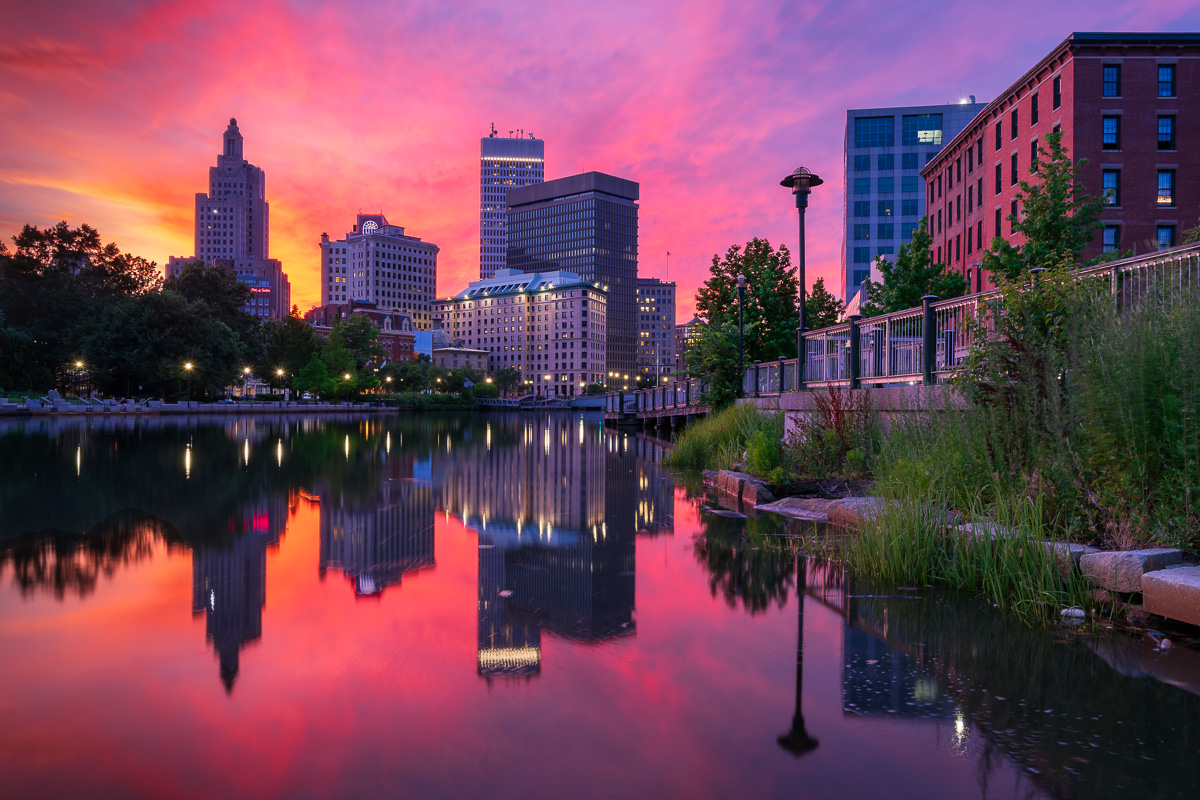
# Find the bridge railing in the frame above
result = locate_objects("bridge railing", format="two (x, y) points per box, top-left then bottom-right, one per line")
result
(604, 378), (709, 415)
(742, 242), (1200, 395)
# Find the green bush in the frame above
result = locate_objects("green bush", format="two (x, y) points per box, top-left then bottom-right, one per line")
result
(664, 403), (781, 473)
(781, 387), (880, 479)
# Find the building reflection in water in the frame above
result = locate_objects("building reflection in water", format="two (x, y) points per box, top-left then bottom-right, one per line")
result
(318, 454), (436, 597)
(435, 414), (637, 678)
(191, 496), (289, 693)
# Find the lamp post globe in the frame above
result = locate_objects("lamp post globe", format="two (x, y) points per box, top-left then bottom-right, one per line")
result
(780, 167), (823, 390)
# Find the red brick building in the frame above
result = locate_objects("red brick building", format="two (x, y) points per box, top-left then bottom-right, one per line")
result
(304, 300), (416, 364)
(923, 32), (1200, 293)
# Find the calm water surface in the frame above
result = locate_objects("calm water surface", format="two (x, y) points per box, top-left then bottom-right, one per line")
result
(1, 413), (1198, 799)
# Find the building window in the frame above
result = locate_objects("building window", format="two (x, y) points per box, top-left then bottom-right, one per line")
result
(955, 235), (961, 262)
(879, 223), (895, 239)
(901, 198), (918, 216)
(1102, 169), (1120, 206)
(901, 176), (919, 193)
(977, 221), (984, 252)
(1053, 75), (1061, 109)
(995, 163), (1002, 195)
(877, 246), (895, 257)
(967, 186), (974, 213)
(878, 153), (894, 171)
(901, 221), (918, 241)
(1031, 92), (1039, 125)
(1030, 139), (1039, 172)
(967, 148), (974, 173)
(854, 177), (871, 194)
(854, 200), (871, 217)
(1102, 116), (1120, 150)
(1010, 109), (1018, 140)
(1010, 200), (1018, 233)
(977, 138), (984, 164)
(1011, 153), (1018, 186)
(901, 114), (943, 146)
(902, 152), (918, 170)
(1158, 170), (1176, 206)
(1102, 225), (1120, 253)
(853, 224), (871, 240)
(1158, 116), (1176, 150)
(1102, 64), (1121, 97)
(995, 208), (1002, 238)
(1157, 226), (1176, 250)
(878, 177), (895, 194)
(854, 154), (871, 171)
(853, 247), (871, 263)
(854, 116), (895, 147)
(878, 200), (894, 217)
(1159, 65), (1176, 97)
(995, 122), (1002, 151)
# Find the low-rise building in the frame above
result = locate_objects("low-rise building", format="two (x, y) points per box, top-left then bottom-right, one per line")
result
(304, 300), (416, 364)
(434, 268), (607, 396)
(433, 347), (490, 372)
(674, 316), (703, 372)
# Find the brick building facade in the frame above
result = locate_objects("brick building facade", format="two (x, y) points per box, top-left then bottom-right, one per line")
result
(304, 300), (416, 364)
(923, 33), (1200, 293)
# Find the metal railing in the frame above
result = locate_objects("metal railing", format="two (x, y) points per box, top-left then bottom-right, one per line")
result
(603, 377), (709, 415)
(741, 242), (1200, 393)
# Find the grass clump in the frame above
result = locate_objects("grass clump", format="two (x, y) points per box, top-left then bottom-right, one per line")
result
(838, 491), (1090, 624)
(664, 402), (782, 473)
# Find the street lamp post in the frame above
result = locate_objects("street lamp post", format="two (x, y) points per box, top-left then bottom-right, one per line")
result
(781, 167), (823, 391)
(737, 273), (746, 398)
(184, 362), (193, 403)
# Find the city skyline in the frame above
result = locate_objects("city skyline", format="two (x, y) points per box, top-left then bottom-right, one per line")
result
(2, 3), (1199, 321)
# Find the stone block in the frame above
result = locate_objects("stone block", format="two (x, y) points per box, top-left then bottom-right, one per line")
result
(755, 497), (832, 523)
(1044, 542), (1100, 574)
(1080, 549), (1183, 593)
(1143, 566), (1200, 628)
(740, 480), (774, 505)
(952, 522), (1014, 541)
(827, 497), (890, 531)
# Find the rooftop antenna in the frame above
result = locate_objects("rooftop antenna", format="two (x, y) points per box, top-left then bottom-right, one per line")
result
(490, 122), (496, 138)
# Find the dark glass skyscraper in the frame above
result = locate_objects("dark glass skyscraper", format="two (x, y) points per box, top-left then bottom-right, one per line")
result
(506, 172), (639, 380)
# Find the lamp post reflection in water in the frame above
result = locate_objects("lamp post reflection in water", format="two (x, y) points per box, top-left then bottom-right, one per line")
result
(778, 554), (818, 757)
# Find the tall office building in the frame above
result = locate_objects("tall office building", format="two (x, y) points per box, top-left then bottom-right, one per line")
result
(843, 101), (985, 303)
(507, 172), (639, 380)
(636, 277), (675, 384)
(167, 118), (291, 319)
(480, 127), (544, 280)
(925, 33), (1200, 294)
(319, 213), (438, 329)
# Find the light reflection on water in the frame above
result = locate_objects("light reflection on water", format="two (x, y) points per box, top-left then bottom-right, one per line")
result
(0, 412), (1197, 799)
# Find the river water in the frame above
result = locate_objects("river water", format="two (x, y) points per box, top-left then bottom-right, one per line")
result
(0, 412), (1197, 799)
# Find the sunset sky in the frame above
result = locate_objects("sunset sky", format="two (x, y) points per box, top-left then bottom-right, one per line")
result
(2, 0), (1198, 317)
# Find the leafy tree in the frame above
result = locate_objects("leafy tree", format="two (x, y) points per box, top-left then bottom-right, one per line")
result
(163, 261), (249, 320)
(77, 292), (242, 398)
(6, 221), (161, 297)
(340, 313), (386, 370)
(980, 132), (1104, 282)
(473, 382), (500, 399)
(860, 218), (966, 317)
(493, 366), (521, 396)
(264, 307), (319, 376)
(385, 360), (431, 393)
(685, 321), (741, 409)
(294, 355), (334, 398)
(694, 238), (800, 362)
(1183, 212), (1200, 245)
(804, 277), (844, 330)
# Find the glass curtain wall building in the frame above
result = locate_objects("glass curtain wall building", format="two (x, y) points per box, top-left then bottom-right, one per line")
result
(506, 172), (639, 380)
(480, 128), (544, 280)
(842, 101), (985, 303)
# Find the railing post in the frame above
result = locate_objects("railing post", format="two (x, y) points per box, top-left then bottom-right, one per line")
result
(921, 295), (938, 385)
(848, 314), (862, 390)
(754, 360), (761, 398)
(685, 379), (691, 407)
(797, 329), (808, 392)
(778, 355), (786, 393)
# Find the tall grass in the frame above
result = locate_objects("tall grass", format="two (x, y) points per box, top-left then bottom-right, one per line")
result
(838, 490), (1090, 624)
(664, 403), (782, 472)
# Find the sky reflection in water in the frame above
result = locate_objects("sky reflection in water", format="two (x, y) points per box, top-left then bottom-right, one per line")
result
(0, 413), (1197, 799)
